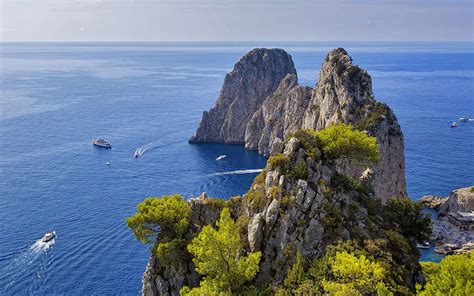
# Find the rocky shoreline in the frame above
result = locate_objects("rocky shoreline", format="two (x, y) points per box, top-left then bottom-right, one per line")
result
(420, 186), (474, 255)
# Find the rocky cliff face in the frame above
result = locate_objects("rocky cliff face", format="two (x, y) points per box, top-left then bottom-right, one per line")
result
(189, 48), (297, 144)
(192, 48), (406, 202)
(143, 132), (422, 295)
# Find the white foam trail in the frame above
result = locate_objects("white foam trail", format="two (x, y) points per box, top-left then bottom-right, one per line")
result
(30, 239), (55, 253)
(210, 169), (262, 176)
(134, 139), (186, 158)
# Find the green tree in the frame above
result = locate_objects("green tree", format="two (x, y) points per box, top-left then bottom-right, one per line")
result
(284, 252), (305, 292)
(182, 208), (261, 295)
(126, 194), (191, 264)
(314, 123), (380, 162)
(322, 251), (389, 295)
(384, 197), (432, 243)
(419, 253), (474, 295)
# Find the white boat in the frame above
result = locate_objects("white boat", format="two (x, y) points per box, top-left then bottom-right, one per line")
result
(93, 139), (112, 148)
(41, 231), (56, 243)
(416, 242), (430, 249)
(459, 117), (469, 123)
(216, 155), (226, 161)
(134, 149), (141, 158)
(451, 122), (458, 128)
(106, 162), (111, 166)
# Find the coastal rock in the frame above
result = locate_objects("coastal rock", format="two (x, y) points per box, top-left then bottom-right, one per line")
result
(418, 195), (448, 209)
(248, 213), (264, 251)
(191, 47), (406, 203)
(445, 186), (474, 213)
(189, 48), (296, 144)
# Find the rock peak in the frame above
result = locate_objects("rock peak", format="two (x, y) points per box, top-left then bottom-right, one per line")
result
(189, 48), (296, 144)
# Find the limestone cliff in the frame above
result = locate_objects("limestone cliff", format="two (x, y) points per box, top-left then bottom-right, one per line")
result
(189, 48), (297, 144)
(192, 48), (406, 202)
(143, 131), (422, 295)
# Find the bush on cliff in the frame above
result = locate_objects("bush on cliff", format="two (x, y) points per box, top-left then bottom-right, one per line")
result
(418, 252), (473, 295)
(314, 123), (380, 162)
(181, 208), (261, 295)
(126, 194), (191, 264)
(384, 197), (432, 244)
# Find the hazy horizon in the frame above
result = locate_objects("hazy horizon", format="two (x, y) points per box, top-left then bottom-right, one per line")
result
(1, 0), (473, 42)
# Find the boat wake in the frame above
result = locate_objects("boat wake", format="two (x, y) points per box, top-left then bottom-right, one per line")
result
(209, 169), (262, 176)
(134, 139), (186, 158)
(0, 238), (56, 293)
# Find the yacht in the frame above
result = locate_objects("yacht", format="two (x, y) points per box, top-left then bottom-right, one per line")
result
(216, 155), (226, 161)
(93, 139), (112, 148)
(41, 231), (56, 243)
(416, 242), (430, 249)
(459, 117), (469, 123)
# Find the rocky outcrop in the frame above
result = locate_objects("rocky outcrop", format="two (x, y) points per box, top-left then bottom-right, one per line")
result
(443, 186), (474, 213)
(189, 48), (296, 144)
(191, 48), (406, 202)
(419, 195), (449, 209)
(144, 130), (422, 295)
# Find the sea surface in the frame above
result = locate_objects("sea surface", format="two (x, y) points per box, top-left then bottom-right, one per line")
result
(1, 42), (473, 295)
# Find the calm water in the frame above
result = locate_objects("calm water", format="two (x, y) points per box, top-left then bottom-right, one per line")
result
(1, 42), (473, 294)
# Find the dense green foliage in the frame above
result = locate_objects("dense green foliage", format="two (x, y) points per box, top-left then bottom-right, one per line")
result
(418, 253), (473, 295)
(182, 208), (262, 295)
(355, 102), (390, 132)
(314, 123), (380, 162)
(126, 194), (192, 264)
(384, 197), (432, 243)
(286, 129), (321, 160)
(126, 194), (191, 244)
(278, 241), (398, 295)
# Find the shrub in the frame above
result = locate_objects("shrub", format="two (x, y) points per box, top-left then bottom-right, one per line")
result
(284, 252), (305, 292)
(279, 195), (295, 214)
(246, 187), (266, 210)
(202, 197), (226, 211)
(126, 194), (192, 265)
(384, 197), (432, 243)
(183, 208), (261, 295)
(269, 186), (282, 200)
(418, 252), (474, 295)
(293, 158), (309, 180)
(286, 129), (321, 160)
(315, 123), (380, 162)
(126, 194), (191, 244)
(355, 102), (390, 132)
(268, 154), (291, 173)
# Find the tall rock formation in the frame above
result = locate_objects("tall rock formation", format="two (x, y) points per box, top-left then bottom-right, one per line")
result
(189, 48), (297, 144)
(192, 48), (406, 202)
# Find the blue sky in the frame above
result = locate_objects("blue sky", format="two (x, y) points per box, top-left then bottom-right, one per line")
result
(1, 0), (473, 42)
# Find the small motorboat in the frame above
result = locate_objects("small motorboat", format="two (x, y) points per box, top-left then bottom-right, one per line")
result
(459, 117), (469, 123)
(93, 139), (112, 148)
(451, 122), (458, 128)
(216, 155), (226, 161)
(106, 162), (111, 166)
(41, 231), (56, 243)
(134, 149), (141, 158)
(416, 241), (430, 249)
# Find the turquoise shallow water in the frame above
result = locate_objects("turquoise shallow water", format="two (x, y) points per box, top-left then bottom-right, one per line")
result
(0, 42), (473, 294)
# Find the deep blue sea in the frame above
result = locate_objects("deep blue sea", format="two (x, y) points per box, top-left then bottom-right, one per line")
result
(1, 42), (473, 295)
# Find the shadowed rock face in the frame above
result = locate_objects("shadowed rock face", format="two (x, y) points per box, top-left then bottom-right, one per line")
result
(192, 47), (406, 202)
(189, 48), (297, 144)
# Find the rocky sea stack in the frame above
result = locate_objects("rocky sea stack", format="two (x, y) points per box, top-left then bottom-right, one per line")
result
(191, 48), (406, 203)
(137, 48), (429, 296)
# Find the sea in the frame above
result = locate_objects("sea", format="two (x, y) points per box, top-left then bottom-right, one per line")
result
(0, 42), (473, 295)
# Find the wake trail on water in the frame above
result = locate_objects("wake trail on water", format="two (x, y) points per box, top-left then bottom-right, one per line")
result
(209, 169), (263, 176)
(134, 139), (187, 158)
(0, 239), (55, 293)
